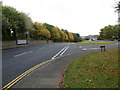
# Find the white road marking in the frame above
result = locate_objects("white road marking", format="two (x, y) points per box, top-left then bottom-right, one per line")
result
(82, 48), (100, 51)
(28, 50), (33, 53)
(51, 46), (68, 59)
(60, 46), (69, 56)
(14, 50), (33, 57)
(82, 48), (87, 51)
(88, 48), (100, 50)
(38, 47), (45, 50)
(79, 46), (82, 48)
(67, 53), (71, 56)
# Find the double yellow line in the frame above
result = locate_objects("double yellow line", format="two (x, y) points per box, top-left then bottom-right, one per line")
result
(2, 59), (56, 90)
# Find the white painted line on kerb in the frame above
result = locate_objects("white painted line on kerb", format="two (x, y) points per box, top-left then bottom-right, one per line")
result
(51, 46), (68, 59)
(14, 50), (33, 57)
(60, 46), (69, 56)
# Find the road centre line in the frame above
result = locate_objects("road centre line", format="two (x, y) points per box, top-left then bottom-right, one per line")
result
(14, 50), (33, 57)
(60, 46), (69, 56)
(51, 46), (68, 59)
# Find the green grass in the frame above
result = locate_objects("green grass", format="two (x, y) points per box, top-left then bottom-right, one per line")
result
(78, 40), (116, 44)
(63, 49), (119, 88)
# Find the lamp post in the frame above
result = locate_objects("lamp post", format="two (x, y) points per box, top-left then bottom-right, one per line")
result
(10, 28), (18, 44)
(10, 29), (13, 37)
(25, 31), (29, 44)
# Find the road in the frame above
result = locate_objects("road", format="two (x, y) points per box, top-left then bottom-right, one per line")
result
(2, 43), (118, 87)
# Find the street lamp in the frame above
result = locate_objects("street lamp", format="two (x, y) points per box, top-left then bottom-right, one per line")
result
(10, 29), (13, 37)
(25, 31), (29, 44)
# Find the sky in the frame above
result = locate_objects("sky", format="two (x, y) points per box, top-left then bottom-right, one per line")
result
(2, 0), (119, 36)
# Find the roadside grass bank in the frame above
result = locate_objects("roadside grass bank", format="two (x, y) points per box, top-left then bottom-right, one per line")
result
(77, 40), (117, 44)
(63, 49), (119, 88)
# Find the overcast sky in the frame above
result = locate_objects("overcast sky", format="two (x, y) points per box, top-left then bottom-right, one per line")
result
(2, 0), (118, 36)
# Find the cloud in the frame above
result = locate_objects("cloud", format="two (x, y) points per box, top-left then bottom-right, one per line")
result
(3, 0), (117, 36)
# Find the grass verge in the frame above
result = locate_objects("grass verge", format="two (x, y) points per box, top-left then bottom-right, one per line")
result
(63, 49), (119, 88)
(78, 40), (116, 44)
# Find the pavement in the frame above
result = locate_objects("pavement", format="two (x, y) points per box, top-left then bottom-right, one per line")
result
(12, 51), (92, 88)
(2, 43), (118, 88)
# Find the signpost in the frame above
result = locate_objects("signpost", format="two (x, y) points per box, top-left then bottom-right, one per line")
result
(16, 31), (29, 45)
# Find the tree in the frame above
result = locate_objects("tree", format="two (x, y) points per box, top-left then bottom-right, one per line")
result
(29, 29), (38, 40)
(58, 29), (65, 42)
(37, 29), (51, 40)
(43, 23), (54, 33)
(72, 33), (81, 42)
(31, 22), (43, 39)
(65, 33), (69, 41)
(68, 32), (74, 41)
(30, 22), (51, 41)
(61, 29), (69, 41)
(2, 5), (33, 40)
(2, 14), (12, 40)
(84, 36), (89, 40)
(16, 12), (33, 39)
(98, 25), (119, 40)
(2, 5), (19, 40)
(51, 27), (61, 42)
(33, 22), (44, 30)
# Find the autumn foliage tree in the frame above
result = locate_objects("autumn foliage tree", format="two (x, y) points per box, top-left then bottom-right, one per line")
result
(30, 22), (51, 40)
(29, 29), (38, 40)
(68, 32), (74, 41)
(59, 30), (66, 42)
(37, 29), (51, 40)
(51, 27), (61, 42)
(65, 33), (69, 41)
(2, 3), (81, 42)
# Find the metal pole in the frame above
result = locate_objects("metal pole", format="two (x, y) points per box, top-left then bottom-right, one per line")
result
(12, 28), (18, 45)
(25, 31), (29, 44)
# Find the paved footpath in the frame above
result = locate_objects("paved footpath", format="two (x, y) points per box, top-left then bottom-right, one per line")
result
(12, 51), (92, 88)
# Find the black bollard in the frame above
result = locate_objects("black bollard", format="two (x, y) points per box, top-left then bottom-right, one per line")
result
(100, 46), (105, 51)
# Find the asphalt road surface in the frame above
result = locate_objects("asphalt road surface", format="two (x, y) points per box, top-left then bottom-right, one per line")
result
(2, 43), (118, 87)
